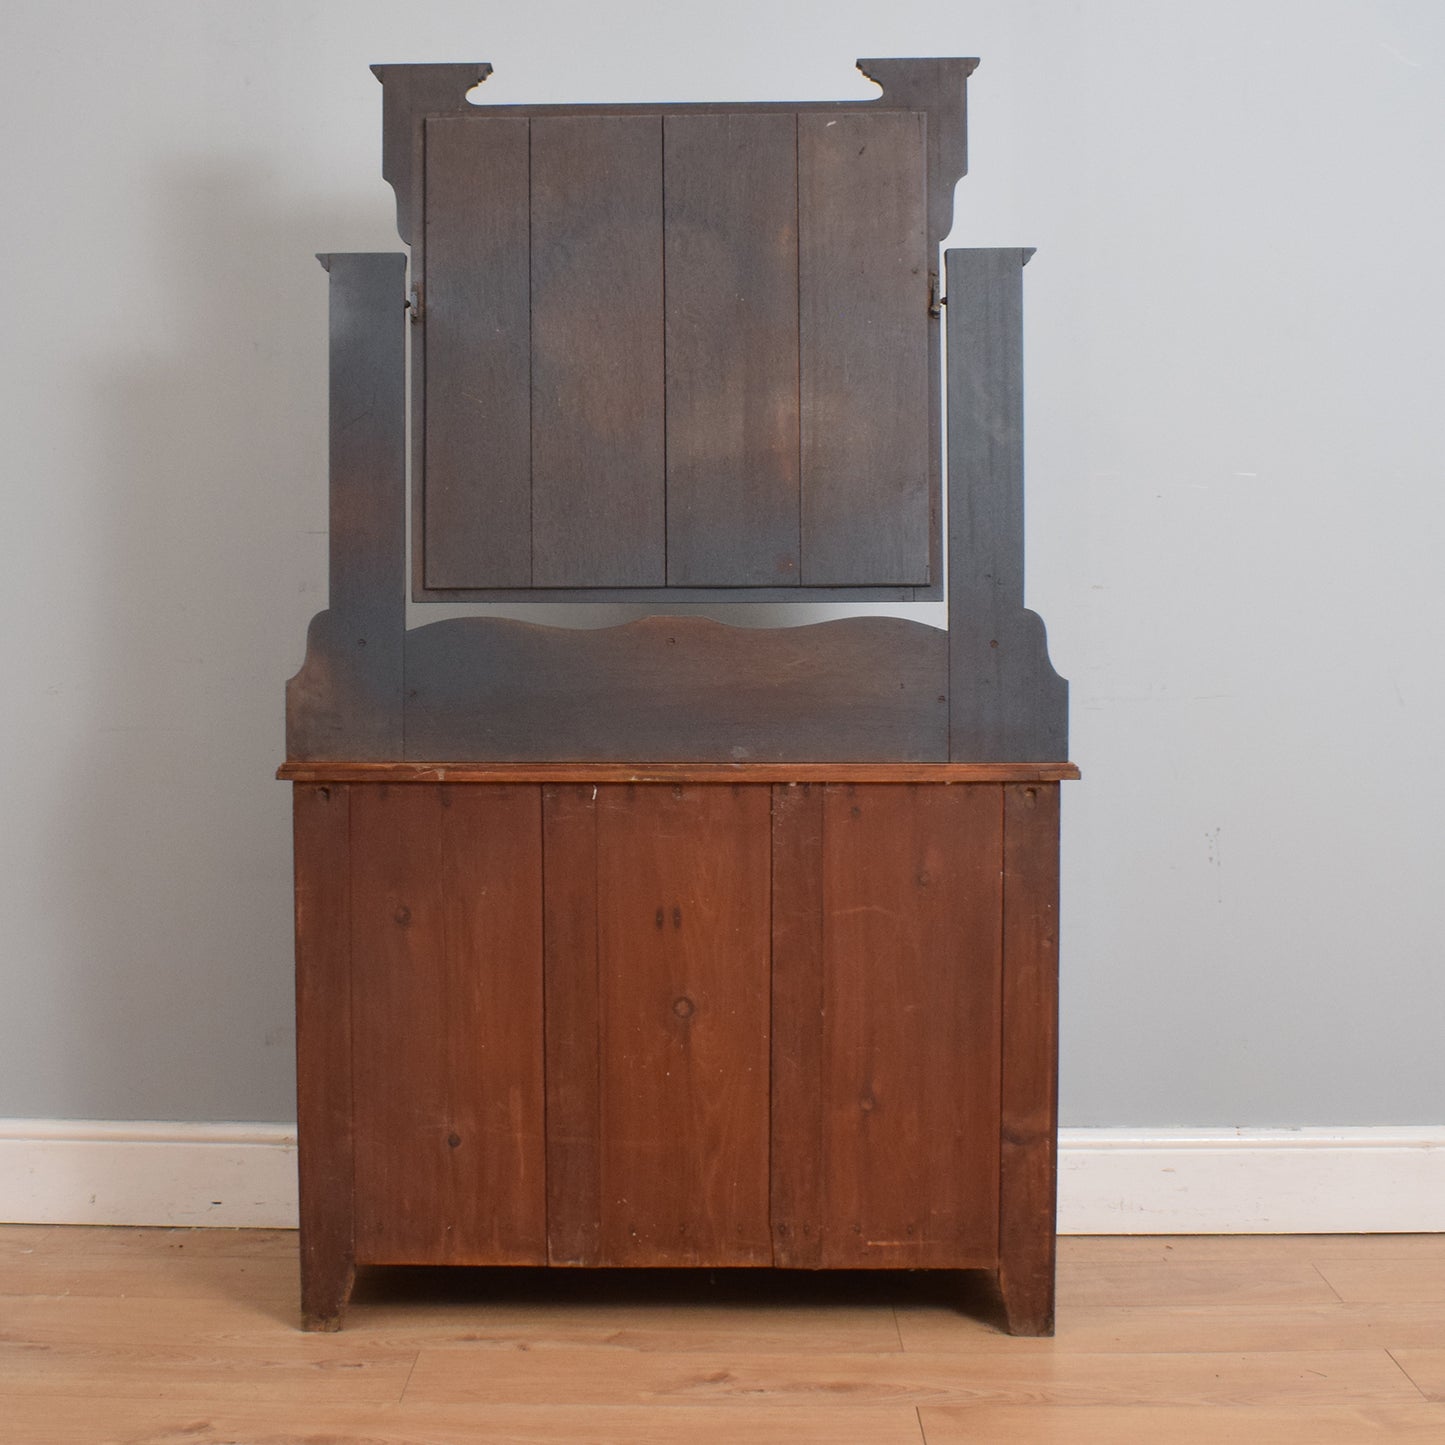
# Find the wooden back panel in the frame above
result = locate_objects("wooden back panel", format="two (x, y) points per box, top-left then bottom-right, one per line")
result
(376, 60), (971, 603)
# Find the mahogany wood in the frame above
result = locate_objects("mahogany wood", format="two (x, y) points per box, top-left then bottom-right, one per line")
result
(349, 785), (547, 1267)
(769, 782), (827, 1268)
(997, 782), (1063, 1335)
(771, 784), (1002, 1268)
(290, 776), (1064, 1329)
(292, 783), (356, 1330)
(549, 785), (774, 1266)
(540, 785), (604, 1266)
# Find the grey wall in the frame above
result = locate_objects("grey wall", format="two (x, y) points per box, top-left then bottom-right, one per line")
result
(1, 0), (1441, 1126)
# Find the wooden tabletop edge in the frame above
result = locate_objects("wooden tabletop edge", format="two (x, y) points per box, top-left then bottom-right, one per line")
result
(277, 760), (1082, 783)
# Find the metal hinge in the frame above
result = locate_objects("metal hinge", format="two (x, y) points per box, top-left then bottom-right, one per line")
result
(407, 283), (424, 323)
(928, 272), (944, 319)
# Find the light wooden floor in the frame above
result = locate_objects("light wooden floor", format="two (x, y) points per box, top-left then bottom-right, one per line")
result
(2, 1227), (1444, 1443)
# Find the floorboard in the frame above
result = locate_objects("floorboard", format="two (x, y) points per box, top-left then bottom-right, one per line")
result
(1, 1226), (1443, 1442)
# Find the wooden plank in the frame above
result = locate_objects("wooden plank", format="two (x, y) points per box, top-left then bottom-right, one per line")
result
(807, 784), (1003, 1268)
(350, 785), (546, 1266)
(286, 253), (405, 762)
(402, 614), (949, 762)
(945, 248), (1069, 762)
(920, 1404), (1445, 1445)
(372, 63), (492, 246)
(769, 784), (825, 1267)
(798, 110), (930, 586)
(530, 115), (665, 586)
(664, 113), (800, 586)
(542, 784), (602, 1265)
(292, 781), (355, 1329)
(412, 580), (926, 605)
(897, 1298), (1445, 1357)
(0, 1398), (930, 1445)
(1392, 1351), (1445, 1401)
(400, 1344), (1419, 1408)
(421, 115), (531, 589)
(1055, 1257), (1338, 1310)
(1316, 1259), (1445, 1304)
(592, 785), (773, 1265)
(1062, 1234), (1445, 1264)
(997, 781), (1061, 1334)
(281, 761), (1080, 785)
(4, 1287), (903, 1356)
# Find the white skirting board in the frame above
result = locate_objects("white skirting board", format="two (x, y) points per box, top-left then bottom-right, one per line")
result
(0, 1120), (299, 1229)
(2, 1121), (1443, 1233)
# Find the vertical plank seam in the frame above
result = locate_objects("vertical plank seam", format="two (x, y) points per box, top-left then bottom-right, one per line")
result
(942, 247), (953, 758)
(767, 785), (777, 1263)
(416, 124), (426, 595)
(526, 118), (535, 588)
(820, 780), (832, 1265)
(343, 784), (359, 1267)
(535, 784), (550, 1263)
(996, 782), (1009, 1268)
(793, 112), (804, 587)
(591, 786), (604, 1263)
(436, 786), (457, 1248)
(660, 116), (670, 584)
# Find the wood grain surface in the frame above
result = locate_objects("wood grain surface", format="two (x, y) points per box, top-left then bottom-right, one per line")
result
(285, 253), (406, 762)
(771, 783), (1003, 1269)
(663, 112), (800, 586)
(421, 116), (532, 588)
(291, 783), (356, 1328)
(349, 785), (546, 1267)
(769, 783), (827, 1267)
(945, 248), (1069, 762)
(997, 782), (1062, 1334)
(280, 761), (1080, 784)
(401, 614), (950, 762)
(546, 785), (774, 1265)
(530, 115), (666, 587)
(541, 784), (604, 1266)
(799, 110), (930, 586)
(7, 1228), (1444, 1444)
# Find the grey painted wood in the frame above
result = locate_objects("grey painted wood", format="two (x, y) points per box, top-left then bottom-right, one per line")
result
(407, 582), (926, 604)
(402, 615), (948, 762)
(285, 253), (406, 761)
(945, 248), (1068, 761)
(664, 112), (800, 586)
(372, 60), (971, 606)
(530, 115), (666, 587)
(799, 110), (931, 586)
(854, 58), (974, 253)
(422, 115), (531, 589)
(372, 63), (493, 247)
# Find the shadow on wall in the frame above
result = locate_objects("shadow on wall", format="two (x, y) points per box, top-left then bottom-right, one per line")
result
(43, 158), (389, 1122)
